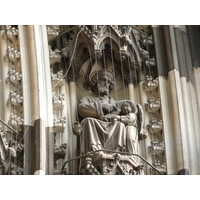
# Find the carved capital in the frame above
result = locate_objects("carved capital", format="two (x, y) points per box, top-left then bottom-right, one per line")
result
(143, 76), (159, 91)
(54, 116), (66, 133)
(49, 49), (61, 65)
(147, 118), (163, 134)
(4, 46), (20, 67)
(52, 93), (65, 111)
(6, 69), (22, 86)
(145, 97), (161, 113)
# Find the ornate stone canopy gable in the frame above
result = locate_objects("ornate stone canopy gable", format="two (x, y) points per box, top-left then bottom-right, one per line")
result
(67, 25), (144, 71)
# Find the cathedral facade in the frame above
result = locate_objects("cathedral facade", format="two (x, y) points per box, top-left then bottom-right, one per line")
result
(0, 25), (199, 175)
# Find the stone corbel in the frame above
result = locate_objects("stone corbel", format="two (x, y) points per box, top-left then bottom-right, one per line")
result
(8, 113), (24, 131)
(47, 25), (59, 42)
(4, 46), (20, 68)
(147, 118), (163, 134)
(143, 76), (159, 92)
(148, 139), (165, 155)
(2, 25), (19, 49)
(52, 93), (65, 111)
(54, 116), (66, 133)
(54, 143), (67, 164)
(6, 69), (22, 86)
(51, 70), (64, 88)
(49, 49), (61, 65)
(7, 90), (23, 108)
(145, 97), (161, 113)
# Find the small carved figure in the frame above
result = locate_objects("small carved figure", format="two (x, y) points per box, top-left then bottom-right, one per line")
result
(109, 101), (147, 155)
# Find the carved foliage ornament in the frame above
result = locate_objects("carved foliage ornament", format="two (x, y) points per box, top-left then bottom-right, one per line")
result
(4, 46), (20, 67)
(2, 25), (19, 49)
(6, 69), (22, 86)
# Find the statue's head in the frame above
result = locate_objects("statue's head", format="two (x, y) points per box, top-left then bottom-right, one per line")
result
(121, 101), (138, 115)
(89, 69), (115, 95)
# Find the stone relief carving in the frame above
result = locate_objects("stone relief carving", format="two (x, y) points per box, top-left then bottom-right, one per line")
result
(52, 93), (65, 111)
(4, 46), (20, 68)
(145, 97), (161, 113)
(2, 25), (19, 49)
(77, 69), (148, 175)
(143, 76), (159, 91)
(54, 116), (66, 133)
(49, 49), (61, 65)
(6, 69), (22, 86)
(51, 70), (64, 88)
(7, 90), (23, 108)
(47, 25), (59, 42)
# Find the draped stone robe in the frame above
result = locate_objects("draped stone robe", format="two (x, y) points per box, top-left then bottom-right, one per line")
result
(78, 93), (126, 154)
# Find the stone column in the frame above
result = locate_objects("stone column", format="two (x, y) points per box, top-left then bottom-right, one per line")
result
(152, 25), (176, 175)
(163, 25), (189, 174)
(26, 25), (53, 175)
(68, 74), (78, 174)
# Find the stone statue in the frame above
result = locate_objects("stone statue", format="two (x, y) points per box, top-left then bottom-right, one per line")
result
(77, 69), (147, 156)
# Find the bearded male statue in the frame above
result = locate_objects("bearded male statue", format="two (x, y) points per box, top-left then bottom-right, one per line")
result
(77, 69), (147, 157)
(78, 69), (127, 154)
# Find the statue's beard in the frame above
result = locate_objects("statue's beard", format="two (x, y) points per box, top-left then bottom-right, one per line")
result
(98, 86), (109, 95)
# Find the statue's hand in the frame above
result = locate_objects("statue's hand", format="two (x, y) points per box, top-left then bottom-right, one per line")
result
(101, 116), (109, 122)
(102, 104), (115, 114)
(138, 129), (148, 140)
